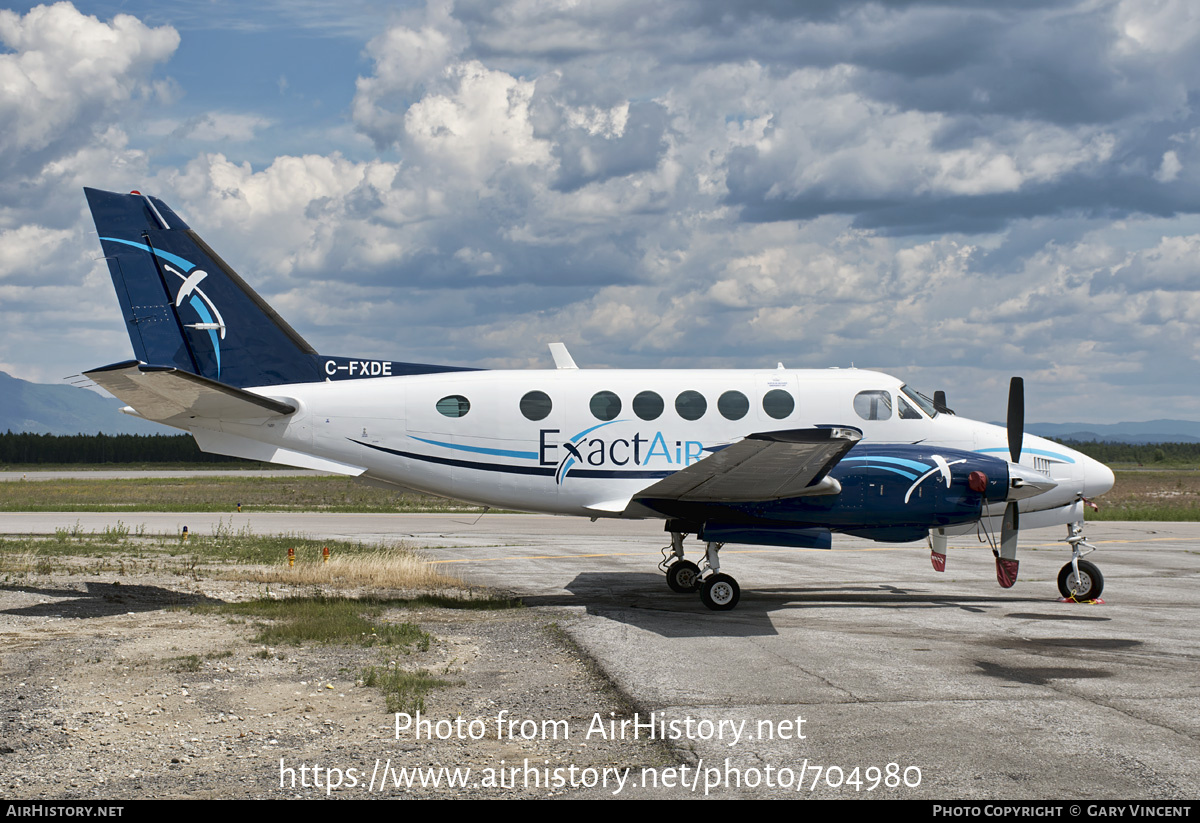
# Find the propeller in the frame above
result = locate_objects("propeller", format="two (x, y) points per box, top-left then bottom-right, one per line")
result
(997, 376), (1025, 588)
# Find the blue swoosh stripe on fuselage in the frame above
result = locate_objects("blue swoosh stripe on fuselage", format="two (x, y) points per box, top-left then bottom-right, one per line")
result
(977, 447), (1076, 464)
(841, 455), (929, 475)
(408, 435), (538, 461)
(100, 237), (196, 272)
(355, 440), (673, 479)
(842, 463), (919, 481)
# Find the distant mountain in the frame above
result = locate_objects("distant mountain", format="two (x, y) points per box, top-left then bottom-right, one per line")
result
(1026, 420), (1200, 445)
(0, 371), (172, 436)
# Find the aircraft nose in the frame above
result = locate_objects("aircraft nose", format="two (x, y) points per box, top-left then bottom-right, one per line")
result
(1081, 455), (1115, 499)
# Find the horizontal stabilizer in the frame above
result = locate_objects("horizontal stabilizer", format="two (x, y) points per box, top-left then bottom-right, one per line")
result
(633, 426), (861, 504)
(84, 361), (295, 424)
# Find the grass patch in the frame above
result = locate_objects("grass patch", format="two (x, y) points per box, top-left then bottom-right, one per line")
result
(199, 596), (434, 648)
(169, 650), (233, 673)
(361, 664), (456, 714)
(190, 593), (514, 713)
(0, 526), (463, 590)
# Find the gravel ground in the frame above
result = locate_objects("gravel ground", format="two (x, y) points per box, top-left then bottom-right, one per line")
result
(0, 571), (676, 799)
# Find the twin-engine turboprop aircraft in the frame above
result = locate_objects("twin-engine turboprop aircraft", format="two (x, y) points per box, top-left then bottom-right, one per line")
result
(81, 188), (1115, 610)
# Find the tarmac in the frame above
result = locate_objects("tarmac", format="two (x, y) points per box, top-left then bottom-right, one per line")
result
(4, 510), (1198, 799)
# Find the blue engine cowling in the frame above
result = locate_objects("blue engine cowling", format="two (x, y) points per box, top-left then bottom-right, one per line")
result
(680, 444), (1011, 547)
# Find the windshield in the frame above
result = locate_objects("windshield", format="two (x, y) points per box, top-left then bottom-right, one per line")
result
(900, 385), (939, 418)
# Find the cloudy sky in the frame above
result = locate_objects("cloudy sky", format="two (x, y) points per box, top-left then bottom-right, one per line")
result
(2, 0), (1198, 423)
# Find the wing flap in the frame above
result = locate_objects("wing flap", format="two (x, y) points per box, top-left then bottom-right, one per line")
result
(84, 361), (296, 424)
(633, 426), (861, 504)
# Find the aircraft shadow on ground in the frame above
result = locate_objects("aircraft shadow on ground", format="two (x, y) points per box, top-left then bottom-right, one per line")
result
(0, 582), (223, 619)
(517, 571), (1084, 638)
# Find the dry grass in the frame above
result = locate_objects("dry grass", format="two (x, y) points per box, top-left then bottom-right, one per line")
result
(0, 549), (51, 576)
(234, 551), (462, 590)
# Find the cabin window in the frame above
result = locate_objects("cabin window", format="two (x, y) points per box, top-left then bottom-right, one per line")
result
(633, 390), (664, 421)
(590, 390), (622, 421)
(675, 390), (707, 421)
(436, 395), (471, 418)
(718, 390), (749, 420)
(762, 389), (795, 420)
(520, 390), (552, 421)
(853, 390), (892, 421)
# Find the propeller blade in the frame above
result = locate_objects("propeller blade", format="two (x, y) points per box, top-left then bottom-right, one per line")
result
(996, 500), (1020, 588)
(1007, 376), (1024, 464)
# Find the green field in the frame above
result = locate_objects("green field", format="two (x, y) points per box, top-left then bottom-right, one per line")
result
(1087, 469), (1200, 520)
(0, 474), (485, 513)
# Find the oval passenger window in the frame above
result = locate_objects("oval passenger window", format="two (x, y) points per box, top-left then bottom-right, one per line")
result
(675, 390), (707, 421)
(590, 390), (622, 421)
(520, 390), (552, 421)
(436, 395), (471, 418)
(762, 389), (794, 420)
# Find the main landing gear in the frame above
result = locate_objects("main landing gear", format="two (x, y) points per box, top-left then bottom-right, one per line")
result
(660, 532), (741, 611)
(1058, 522), (1104, 601)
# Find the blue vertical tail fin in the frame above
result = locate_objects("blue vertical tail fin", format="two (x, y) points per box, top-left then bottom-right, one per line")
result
(86, 187), (477, 387)
(85, 187), (323, 388)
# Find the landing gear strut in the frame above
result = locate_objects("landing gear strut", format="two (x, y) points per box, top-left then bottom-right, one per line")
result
(1058, 521), (1104, 600)
(660, 532), (741, 610)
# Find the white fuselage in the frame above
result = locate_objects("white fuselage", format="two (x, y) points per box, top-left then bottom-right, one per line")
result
(208, 367), (1113, 529)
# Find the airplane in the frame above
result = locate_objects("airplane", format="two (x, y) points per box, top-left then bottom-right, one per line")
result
(80, 187), (1116, 610)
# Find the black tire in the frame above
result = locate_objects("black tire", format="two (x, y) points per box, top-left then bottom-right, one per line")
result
(666, 560), (701, 593)
(1058, 559), (1104, 600)
(700, 574), (740, 611)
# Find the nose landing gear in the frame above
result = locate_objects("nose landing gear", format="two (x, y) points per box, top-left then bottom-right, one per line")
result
(1058, 522), (1104, 601)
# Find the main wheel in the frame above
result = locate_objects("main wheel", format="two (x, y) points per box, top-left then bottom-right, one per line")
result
(666, 560), (701, 593)
(700, 574), (740, 611)
(1058, 559), (1104, 600)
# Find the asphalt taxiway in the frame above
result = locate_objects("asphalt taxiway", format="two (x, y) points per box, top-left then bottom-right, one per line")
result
(5, 511), (1197, 799)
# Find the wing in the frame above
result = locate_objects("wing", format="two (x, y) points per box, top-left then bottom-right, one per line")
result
(632, 426), (862, 504)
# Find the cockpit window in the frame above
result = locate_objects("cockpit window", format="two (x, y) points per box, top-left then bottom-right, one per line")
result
(900, 385), (938, 418)
(853, 390), (892, 421)
(897, 395), (922, 420)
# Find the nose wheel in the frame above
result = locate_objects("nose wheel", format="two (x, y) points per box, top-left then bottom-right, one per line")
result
(1059, 522), (1104, 601)
(1058, 558), (1103, 600)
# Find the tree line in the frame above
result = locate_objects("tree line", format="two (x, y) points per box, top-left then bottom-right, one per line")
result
(0, 431), (247, 465)
(1050, 439), (1200, 465)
